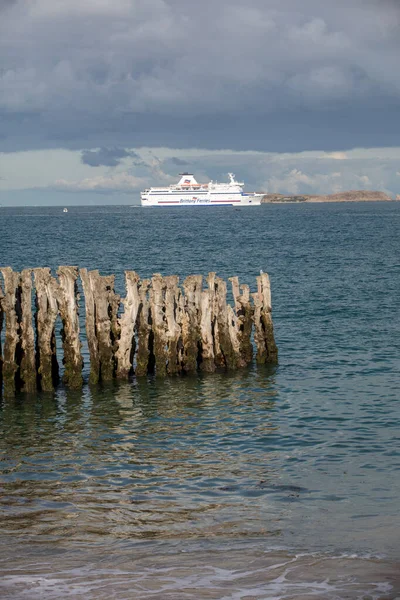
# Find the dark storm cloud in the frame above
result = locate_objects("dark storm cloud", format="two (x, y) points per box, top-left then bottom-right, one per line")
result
(167, 157), (190, 166)
(81, 147), (141, 167)
(0, 0), (16, 10)
(0, 0), (400, 152)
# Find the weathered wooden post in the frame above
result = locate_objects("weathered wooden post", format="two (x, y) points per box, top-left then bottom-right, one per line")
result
(164, 275), (181, 375)
(0, 277), (3, 393)
(228, 277), (254, 368)
(108, 277), (121, 369)
(57, 266), (83, 388)
(226, 303), (241, 368)
(115, 271), (140, 379)
(227, 276), (242, 367)
(213, 276), (237, 369)
(200, 272), (221, 372)
(93, 272), (115, 381)
(199, 281), (215, 373)
(181, 275), (202, 373)
(252, 273), (278, 364)
(80, 268), (99, 384)
(237, 283), (254, 366)
(149, 274), (168, 377)
(80, 269), (120, 383)
(0, 268), (21, 396)
(135, 279), (152, 376)
(206, 272), (225, 368)
(259, 272), (278, 363)
(33, 268), (59, 392)
(19, 269), (37, 393)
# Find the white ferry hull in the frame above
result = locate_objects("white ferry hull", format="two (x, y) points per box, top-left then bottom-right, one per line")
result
(140, 173), (262, 207)
(141, 194), (261, 207)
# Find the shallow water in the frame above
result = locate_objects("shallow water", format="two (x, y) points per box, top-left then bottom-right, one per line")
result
(0, 203), (400, 598)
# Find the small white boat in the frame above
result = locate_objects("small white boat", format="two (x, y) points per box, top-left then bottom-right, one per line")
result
(63, 208), (68, 213)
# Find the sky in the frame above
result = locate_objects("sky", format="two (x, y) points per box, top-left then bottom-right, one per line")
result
(1, 0), (400, 205)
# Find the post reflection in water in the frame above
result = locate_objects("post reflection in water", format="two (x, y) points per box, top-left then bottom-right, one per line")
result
(0, 367), (282, 545)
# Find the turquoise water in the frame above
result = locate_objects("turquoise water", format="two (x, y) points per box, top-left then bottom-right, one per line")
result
(0, 203), (399, 598)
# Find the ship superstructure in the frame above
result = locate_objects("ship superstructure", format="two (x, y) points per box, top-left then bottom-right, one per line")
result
(140, 173), (262, 206)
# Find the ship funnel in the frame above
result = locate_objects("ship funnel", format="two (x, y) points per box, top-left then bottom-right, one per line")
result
(177, 173), (198, 186)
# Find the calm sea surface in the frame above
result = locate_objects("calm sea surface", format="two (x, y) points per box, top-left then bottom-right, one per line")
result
(0, 203), (399, 599)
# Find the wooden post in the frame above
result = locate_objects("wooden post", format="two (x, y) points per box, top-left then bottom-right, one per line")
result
(228, 277), (253, 368)
(1, 268), (21, 396)
(33, 268), (59, 392)
(135, 279), (152, 376)
(107, 275), (121, 368)
(252, 273), (278, 364)
(57, 266), (83, 388)
(199, 276), (215, 372)
(0, 268), (21, 396)
(80, 268), (99, 384)
(181, 275), (202, 373)
(226, 302), (241, 367)
(80, 270), (119, 382)
(229, 276), (241, 314)
(164, 275), (181, 375)
(149, 274), (168, 377)
(107, 275), (121, 375)
(115, 271), (140, 379)
(206, 272), (224, 368)
(93, 273), (115, 381)
(214, 276), (237, 369)
(199, 273), (219, 373)
(227, 276), (242, 367)
(19, 269), (37, 393)
(259, 273), (278, 364)
(0, 276), (3, 393)
(237, 284), (254, 366)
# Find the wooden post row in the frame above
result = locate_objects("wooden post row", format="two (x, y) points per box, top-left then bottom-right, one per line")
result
(0, 267), (278, 396)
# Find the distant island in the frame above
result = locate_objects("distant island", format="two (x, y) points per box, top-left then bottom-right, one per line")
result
(261, 190), (393, 203)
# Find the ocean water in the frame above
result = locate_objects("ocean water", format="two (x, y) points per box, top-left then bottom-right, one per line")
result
(0, 202), (399, 599)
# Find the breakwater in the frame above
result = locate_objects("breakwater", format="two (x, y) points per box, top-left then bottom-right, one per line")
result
(0, 267), (277, 396)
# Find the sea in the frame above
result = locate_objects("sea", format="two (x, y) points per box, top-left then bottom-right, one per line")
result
(0, 202), (399, 599)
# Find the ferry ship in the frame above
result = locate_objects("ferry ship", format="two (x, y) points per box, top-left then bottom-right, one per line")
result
(141, 173), (262, 207)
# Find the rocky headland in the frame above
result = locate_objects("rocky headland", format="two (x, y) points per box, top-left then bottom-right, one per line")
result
(261, 190), (393, 203)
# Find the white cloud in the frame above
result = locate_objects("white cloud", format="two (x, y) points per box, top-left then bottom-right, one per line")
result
(356, 174), (371, 187)
(53, 172), (146, 192)
(265, 169), (343, 195)
(324, 152), (348, 160)
(0, 149), (89, 190)
(1, 144), (400, 202)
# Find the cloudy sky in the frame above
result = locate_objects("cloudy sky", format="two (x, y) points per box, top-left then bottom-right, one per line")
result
(1, 0), (400, 204)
